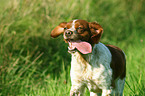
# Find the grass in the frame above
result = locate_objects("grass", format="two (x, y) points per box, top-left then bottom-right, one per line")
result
(0, 0), (145, 95)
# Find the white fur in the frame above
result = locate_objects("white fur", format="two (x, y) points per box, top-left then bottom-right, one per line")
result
(112, 78), (126, 96)
(70, 43), (125, 96)
(69, 20), (77, 31)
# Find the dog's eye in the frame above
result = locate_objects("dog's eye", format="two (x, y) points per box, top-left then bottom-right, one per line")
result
(64, 27), (68, 30)
(77, 27), (82, 29)
(77, 27), (84, 34)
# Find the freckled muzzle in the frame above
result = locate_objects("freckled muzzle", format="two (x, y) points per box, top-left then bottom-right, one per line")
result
(64, 29), (79, 42)
(65, 30), (73, 37)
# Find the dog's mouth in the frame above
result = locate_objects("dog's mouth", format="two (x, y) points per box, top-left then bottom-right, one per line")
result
(67, 40), (92, 54)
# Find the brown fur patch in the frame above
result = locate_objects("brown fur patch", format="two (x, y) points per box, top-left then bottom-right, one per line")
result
(106, 45), (126, 80)
(51, 22), (67, 38)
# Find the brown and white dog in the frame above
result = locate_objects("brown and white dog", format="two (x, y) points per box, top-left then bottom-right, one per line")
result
(51, 19), (126, 96)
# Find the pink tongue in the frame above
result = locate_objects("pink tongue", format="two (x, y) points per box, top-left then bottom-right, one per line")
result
(70, 41), (92, 54)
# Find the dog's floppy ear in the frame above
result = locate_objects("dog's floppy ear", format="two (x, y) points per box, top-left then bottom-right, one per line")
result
(51, 22), (67, 38)
(89, 22), (103, 44)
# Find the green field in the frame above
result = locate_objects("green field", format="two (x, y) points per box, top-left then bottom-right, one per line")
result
(0, 0), (145, 95)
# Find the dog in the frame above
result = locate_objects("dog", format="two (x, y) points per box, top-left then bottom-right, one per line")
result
(51, 19), (126, 96)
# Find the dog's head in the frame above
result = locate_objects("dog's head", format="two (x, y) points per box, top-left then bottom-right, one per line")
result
(51, 19), (103, 54)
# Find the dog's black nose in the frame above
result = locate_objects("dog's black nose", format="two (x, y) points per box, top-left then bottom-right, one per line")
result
(65, 31), (73, 37)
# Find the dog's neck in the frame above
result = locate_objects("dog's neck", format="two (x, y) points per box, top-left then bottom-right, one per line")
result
(70, 42), (112, 67)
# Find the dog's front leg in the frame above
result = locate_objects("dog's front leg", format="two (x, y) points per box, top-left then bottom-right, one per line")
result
(101, 89), (113, 96)
(70, 85), (85, 96)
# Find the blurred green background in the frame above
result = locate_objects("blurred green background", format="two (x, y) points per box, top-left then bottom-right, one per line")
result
(0, 0), (145, 95)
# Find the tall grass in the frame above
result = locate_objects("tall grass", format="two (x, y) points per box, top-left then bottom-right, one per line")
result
(0, 0), (145, 95)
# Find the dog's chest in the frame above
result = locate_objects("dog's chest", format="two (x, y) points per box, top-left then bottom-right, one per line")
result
(70, 43), (112, 89)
